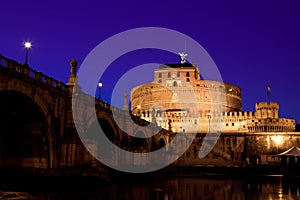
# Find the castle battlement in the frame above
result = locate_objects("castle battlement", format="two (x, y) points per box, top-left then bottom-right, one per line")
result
(136, 103), (295, 133)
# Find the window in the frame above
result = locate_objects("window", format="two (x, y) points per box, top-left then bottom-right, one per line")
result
(186, 78), (190, 82)
(173, 81), (178, 87)
(177, 72), (180, 77)
(158, 73), (162, 78)
(232, 123), (234, 126)
(168, 72), (171, 78)
(186, 72), (190, 77)
(158, 79), (162, 83)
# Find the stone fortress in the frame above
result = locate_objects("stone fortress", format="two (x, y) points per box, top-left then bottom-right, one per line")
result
(1, 50), (300, 176)
(129, 54), (298, 166)
(0, 52), (299, 170)
(130, 55), (295, 134)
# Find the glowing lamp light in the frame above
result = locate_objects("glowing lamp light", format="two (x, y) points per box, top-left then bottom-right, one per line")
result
(24, 41), (32, 65)
(98, 82), (103, 99)
(270, 135), (284, 146)
(24, 41), (32, 49)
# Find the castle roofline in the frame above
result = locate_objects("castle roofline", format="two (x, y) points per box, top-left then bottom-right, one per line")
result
(158, 63), (197, 69)
(256, 101), (278, 105)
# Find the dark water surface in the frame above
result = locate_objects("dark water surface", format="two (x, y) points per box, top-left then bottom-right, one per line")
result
(1, 174), (300, 200)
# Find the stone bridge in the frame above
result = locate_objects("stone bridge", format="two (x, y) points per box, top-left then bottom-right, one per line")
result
(0, 54), (172, 172)
(0, 54), (300, 174)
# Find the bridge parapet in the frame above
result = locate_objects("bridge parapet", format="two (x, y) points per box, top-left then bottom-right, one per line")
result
(0, 54), (66, 92)
(94, 98), (151, 127)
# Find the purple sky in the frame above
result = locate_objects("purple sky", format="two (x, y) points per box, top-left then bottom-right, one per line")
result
(1, 0), (300, 124)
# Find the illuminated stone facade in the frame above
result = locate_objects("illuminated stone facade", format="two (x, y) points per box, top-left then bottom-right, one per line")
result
(130, 63), (295, 133)
(1, 53), (300, 174)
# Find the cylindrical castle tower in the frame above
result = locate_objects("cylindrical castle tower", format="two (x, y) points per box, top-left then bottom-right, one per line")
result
(131, 63), (242, 116)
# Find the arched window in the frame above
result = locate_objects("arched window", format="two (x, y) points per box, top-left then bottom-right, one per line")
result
(173, 81), (178, 87)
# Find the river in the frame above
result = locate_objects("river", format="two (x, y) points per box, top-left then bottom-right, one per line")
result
(0, 173), (299, 200)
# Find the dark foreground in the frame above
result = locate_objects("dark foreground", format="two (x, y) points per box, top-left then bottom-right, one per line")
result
(1, 164), (300, 188)
(1, 165), (300, 200)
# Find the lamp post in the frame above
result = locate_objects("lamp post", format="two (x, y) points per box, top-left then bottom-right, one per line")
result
(24, 41), (31, 65)
(98, 82), (103, 99)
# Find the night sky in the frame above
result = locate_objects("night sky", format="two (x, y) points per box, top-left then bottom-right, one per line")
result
(1, 1), (300, 124)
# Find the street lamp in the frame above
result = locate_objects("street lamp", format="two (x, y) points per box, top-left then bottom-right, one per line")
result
(98, 82), (103, 99)
(24, 41), (31, 65)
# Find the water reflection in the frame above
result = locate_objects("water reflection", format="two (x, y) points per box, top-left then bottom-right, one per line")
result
(1, 175), (300, 199)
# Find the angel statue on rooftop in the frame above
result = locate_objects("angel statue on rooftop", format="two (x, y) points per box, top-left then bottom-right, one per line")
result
(178, 52), (188, 64)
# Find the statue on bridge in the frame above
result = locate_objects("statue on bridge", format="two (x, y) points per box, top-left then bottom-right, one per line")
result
(69, 59), (78, 76)
(67, 58), (78, 86)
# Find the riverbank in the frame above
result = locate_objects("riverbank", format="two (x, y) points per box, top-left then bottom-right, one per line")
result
(105, 164), (300, 184)
(160, 164), (300, 178)
(0, 167), (110, 190)
(1, 164), (300, 189)
(1, 171), (298, 200)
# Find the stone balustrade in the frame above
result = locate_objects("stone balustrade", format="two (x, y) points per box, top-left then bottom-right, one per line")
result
(0, 54), (66, 91)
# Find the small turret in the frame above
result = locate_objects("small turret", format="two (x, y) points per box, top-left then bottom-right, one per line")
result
(255, 102), (279, 119)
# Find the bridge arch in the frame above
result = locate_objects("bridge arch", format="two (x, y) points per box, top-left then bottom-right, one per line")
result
(84, 116), (121, 165)
(159, 138), (166, 148)
(0, 90), (53, 168)
(91, 110), (121, 141)
(156, 135), (169, 151)
(133, 130), (150, 151)
(134, 130), (147, 146)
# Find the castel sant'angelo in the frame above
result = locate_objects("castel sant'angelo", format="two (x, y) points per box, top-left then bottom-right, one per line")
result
(130, 54), (295, 134)
(129, 54), (298, 165)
